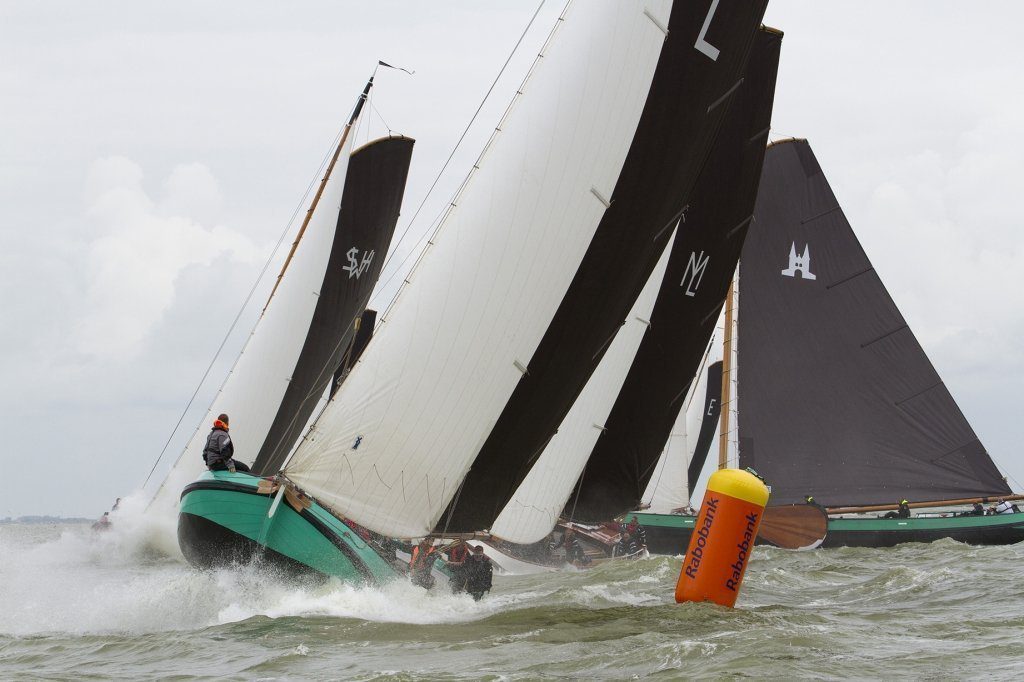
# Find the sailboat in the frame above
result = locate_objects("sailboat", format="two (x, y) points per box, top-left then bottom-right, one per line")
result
(169, 0), (772, 585)
(629, 138), (1024, 551)
(461, 23), (784, 572)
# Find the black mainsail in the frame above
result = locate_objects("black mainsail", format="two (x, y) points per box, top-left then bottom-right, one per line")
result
(565, 25), (782, 522)
(439, 1), (771, 533)
(737, 138), (1010, 505)
(251, 138), (413, 475)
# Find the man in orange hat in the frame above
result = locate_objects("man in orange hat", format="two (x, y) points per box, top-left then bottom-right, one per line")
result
(202, 413), (249, 473)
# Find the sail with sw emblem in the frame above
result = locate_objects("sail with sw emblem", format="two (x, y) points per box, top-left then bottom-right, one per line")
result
(283, 0), (770, 539)
(736, 138), (1011, 505)
(150, 82), (412, 513)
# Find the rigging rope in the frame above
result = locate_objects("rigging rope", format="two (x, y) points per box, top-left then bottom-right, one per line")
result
(372, 0), (548, 301)
(140, 118), (352, 490)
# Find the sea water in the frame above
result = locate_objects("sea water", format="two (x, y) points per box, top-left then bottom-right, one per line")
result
(2, 509), (1023, 680)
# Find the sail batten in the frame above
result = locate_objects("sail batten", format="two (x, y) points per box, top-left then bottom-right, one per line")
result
(490, 230), (677, 544)
(736, 139), (1011, 505)
(567, 25), (782, 522)
(441, 0), (772, 534)
(284, 1), (681, 538)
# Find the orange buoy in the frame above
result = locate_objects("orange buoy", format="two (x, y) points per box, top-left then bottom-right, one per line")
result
(675, 469), (769, 607)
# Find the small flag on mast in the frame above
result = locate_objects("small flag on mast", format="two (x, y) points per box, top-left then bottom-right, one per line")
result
(378, 60), (415, 75)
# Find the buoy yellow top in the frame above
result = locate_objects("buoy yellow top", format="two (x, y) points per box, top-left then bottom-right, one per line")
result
(706, 469), (770, 507)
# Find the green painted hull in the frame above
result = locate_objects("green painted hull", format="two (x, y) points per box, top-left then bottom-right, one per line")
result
(178, 471), (402, 584)
(628, 510), (1024, 553)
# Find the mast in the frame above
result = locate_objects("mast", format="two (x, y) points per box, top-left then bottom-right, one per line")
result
(149, 76), (398, 512)
(717, 277), (735, 470)
(264, 77), (375, 312)
(283, 2), (771, 540)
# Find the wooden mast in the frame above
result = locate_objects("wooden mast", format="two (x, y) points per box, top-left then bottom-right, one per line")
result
(262, 76), (375, 313)
(717, 275), (736, 469)
(826, 494), (1024, 515)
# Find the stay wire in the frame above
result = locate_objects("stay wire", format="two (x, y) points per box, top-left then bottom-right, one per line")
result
(278, 2), (556, 479)
(140, 121), (350, 490)
(375, 0), (547, 285)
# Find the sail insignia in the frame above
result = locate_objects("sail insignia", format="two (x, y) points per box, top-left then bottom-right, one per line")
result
(736, 138), (1011, 505)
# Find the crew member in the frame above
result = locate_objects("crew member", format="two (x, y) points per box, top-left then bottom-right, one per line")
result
(971, 502), (985, 516)
(883, 499), (911, 519)
(550, 528), (590, 566)
(202, 414), (250, 473)
(409, 539), (436, 589)
(92, 512), (112, 531)
(621, 516), (648, 549)
(995, 498), (1015, 515)
(617, 531), (640, 557)
(464, 545), (493, 600)
(446, 541), (471, 592)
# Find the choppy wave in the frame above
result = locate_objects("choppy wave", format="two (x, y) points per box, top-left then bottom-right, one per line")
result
(2, 521), (1023, 679)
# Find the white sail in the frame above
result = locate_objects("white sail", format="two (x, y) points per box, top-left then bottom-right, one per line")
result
(641, 316), (723, 513)
(284, 0), (674, 538)
(489, 231), (675, 543)
(149, 131), (357, 517)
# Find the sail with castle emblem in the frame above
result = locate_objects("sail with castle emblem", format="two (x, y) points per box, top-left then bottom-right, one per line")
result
(736, 138), (1011, 506)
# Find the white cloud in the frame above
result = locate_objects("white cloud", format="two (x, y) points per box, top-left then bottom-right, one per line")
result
(72, 157), (263, 359)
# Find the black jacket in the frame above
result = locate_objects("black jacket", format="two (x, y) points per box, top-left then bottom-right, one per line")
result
(202, 427), (234, 468)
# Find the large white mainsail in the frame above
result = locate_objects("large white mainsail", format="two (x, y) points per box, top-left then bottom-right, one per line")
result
(489, 231), (676, 544)
(284, 1), (674, 538)
(149, 104), (362, 517)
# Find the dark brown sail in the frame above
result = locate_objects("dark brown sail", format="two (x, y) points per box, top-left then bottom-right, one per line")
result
(736, 139), (1010, 505)
(565, 26), (782, 523)
(438, 1), (771, 533)
(251, 138), (413, 475)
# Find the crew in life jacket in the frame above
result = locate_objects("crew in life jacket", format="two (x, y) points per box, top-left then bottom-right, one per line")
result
(409, 539), (437, 589)
(464, 545), (493, 600)
(550, 528), (590, 566)
(621, 516), (648, 549)
(446, 541), (471, 592)
(883, 499), (911, 519)
(995, 499), (1016, 515)
(617, 531), (640, 557)
(202, 414), (250, 473)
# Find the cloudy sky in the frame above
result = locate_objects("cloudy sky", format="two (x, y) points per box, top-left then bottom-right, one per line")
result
(2, 1), (1022, 518)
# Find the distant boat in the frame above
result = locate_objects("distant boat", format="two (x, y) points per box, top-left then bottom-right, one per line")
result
(168, 1), (773, 585)
(632, 138), (1024, 551)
